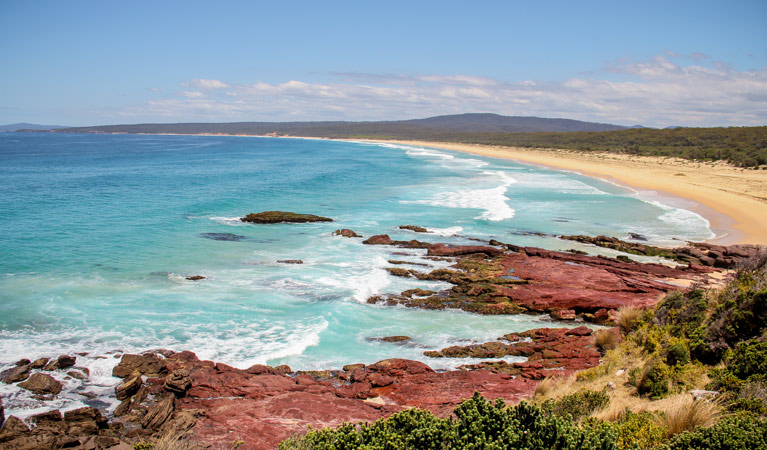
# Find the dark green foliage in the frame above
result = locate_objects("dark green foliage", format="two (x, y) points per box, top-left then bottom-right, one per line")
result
(665, 413), (767, 450)
(545, 389), (611, 421)
(280, 393), (617, 450)
(637, 360), (670, 400)
(653, 290), (708, 336)
(697, 260), (767, 363)
(710, 339), (767, 392)
(665, 343), (690, 366)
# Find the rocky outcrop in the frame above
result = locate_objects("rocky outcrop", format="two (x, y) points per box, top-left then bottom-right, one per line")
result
(425, 326), (602, 379)
(427, 244), (503, 258)
(112, 353), (167, 378)
(362, 234), (431, 248)
(240, 211), (333, 224)
(399, 225), (429, 233)
(560, 234), (765, 268)
(17, 374), (62, 396)
(0, 407), (113, 450)
(333, 229), (361, 238)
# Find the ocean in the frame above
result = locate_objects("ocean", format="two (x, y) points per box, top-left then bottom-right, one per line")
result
(0, 133), (713, 417)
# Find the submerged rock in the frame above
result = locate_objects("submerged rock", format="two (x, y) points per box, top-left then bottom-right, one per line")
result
(18, 373), (63, 396)
(334, 228), (361, 237)
(199, 232), (246, 241)
(185, 275), (206, 281)
(240, 211), (333, 224)
(367, 336), (412, 344)
(277, 259), (303, 264)
(0, 395), (4, 428)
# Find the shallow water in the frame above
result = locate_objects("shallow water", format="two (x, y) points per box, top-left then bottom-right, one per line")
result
(0, 133), (713, 417)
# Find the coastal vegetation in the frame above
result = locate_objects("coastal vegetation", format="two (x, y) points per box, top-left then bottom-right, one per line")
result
(279, 254), (767, 449)
(54, 114), (767, 168)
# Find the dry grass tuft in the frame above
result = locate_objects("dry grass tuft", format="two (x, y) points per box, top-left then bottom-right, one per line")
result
(595, 329), (619, 353)
(534, 376), (559, 398)
(616, 305), (643, 334)
(658, 397), (722, 437)
(135, 429), (207, 450)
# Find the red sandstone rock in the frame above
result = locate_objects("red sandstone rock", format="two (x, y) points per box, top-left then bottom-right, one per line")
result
(362, 234), (394, 245)
(427, 244), (503, 258)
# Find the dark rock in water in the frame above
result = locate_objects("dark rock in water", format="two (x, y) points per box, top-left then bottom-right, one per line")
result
(0, 394), (4, 428)
(399, 225), (429, 233)
(43, 355), (76, 371)
(628, 232), (648, 241)
(199, 232), (246, 241)
(277, 259), (303, 264)
(368, 336), (412, 344)
(186, 275), (206, 281)
(14, 359), (30, 366)
(333, 228), (361, 238)
(18, 373), (63, 396)
(30, 357), (49, 369)
(1, 363), (30, 383)
(551, 309), (576, 320)
(385, 267), (413, 278)
(362, 234), (394, 245)
(240, 211), (333, 224)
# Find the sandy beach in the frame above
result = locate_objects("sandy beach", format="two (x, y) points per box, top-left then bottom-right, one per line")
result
(353, 139), (767, 245)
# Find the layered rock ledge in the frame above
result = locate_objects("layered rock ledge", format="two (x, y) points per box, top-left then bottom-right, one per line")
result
(240, 211), (333, 224)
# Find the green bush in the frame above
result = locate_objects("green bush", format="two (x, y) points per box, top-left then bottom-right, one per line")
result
(280, 393), (618, 450)
(710, 339), (767, 392)
(610, 411), (666, 450)
(665, 343), (690, 366)
(545, 389), (611, 421)
(638, 360), (670, 400)
(665, 413), (767, 450)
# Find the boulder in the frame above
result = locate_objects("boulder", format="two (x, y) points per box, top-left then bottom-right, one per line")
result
(42, 355), (76, 371)
(112, 353), (166, 378)
(62, 407), (108, 436)
(30, 358), (49, 369)
(0, 363), (30, 384)
(240, 211), (333, 224)
(164, 368), (192, 396)
(550, 309), (576, 320)
(141, 395), (174, 431)
(333, 229), (361, 238)
(115, 370), (142, 401)
(18, 373), (63, 396)
(362, 234), (394, 245)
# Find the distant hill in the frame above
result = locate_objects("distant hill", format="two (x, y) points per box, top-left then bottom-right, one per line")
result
(55, 113), (627, 136)
(0, 123), (67, 132)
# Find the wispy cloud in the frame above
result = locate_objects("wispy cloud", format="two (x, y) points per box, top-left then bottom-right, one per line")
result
(118, 54), (767, 127)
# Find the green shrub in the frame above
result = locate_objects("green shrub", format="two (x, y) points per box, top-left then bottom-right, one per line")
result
(665, 413), (767, 450)
(638, 360), (670, 400)
(611, 411), (666, 450)
(545, 389), (611, 421)
(665, 343), (690, 366)
(280, 393), (618, 450)
(710, 339), (767, 391)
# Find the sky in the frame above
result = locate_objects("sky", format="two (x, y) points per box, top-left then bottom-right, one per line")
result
(1, 0), (765, 128)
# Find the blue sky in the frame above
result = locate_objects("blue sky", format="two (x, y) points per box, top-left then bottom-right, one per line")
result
(1, 1), (765, 127)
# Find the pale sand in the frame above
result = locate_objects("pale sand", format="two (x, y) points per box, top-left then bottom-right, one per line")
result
(352, 139), (767, 245)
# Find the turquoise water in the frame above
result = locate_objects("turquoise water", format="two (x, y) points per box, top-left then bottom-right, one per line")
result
(0, 133), (713, 416)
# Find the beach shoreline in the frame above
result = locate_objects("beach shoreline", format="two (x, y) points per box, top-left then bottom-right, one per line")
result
(341, 139), (767, 246)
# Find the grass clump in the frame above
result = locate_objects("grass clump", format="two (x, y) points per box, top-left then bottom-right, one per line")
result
(616, 306), (643, 334)
(658, 398), (721, 437)
(595, 329), (619, 354)
(544, 389), (611, 421)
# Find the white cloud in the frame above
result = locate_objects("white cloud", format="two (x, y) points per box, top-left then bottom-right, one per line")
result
(118, 55), (767, 127)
